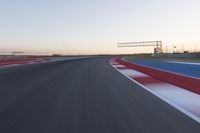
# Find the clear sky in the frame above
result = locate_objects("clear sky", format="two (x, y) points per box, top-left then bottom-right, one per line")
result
(0, 0), (200, 55)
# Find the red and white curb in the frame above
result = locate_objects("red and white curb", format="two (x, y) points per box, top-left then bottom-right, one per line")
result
(0, 59), (50, 68)
(110, 58), (200, 123)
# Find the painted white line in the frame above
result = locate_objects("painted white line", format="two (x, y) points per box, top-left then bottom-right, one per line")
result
(110, 60), (200, 123)
(113, 64), (125, 68)
(167, 61), (200, 66)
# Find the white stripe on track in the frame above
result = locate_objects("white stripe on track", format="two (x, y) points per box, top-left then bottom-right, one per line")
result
(113, 64), (125, 68)
(166, 61), (200, 66)
(147, 84), (200, 118)
(120, 69), (149, 78)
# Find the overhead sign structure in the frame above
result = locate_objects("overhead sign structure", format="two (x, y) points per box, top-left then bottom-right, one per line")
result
(118, 41), (163, 54)
(0, 51), (25, 55)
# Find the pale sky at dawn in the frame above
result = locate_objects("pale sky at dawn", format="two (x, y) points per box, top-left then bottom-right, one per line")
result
(0, 0), (200, 55)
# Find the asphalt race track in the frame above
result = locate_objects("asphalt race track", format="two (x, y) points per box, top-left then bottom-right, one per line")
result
(0, 57), (199, 133)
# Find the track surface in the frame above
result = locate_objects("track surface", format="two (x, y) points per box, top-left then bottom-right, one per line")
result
(0, 57), (199, 133)
(129, 60), (200, 78)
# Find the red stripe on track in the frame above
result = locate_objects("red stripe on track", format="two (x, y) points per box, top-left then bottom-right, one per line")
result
(133, 76), (163, 84)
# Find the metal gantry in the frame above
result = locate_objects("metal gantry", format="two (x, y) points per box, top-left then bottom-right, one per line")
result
(118, 41), (163, 54)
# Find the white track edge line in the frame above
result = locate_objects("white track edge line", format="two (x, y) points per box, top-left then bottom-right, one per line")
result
(110, 60), (200, 123)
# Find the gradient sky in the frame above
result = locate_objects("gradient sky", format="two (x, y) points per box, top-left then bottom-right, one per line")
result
(0, 0), (200, 55)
